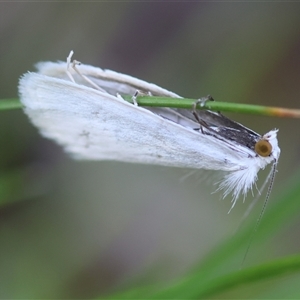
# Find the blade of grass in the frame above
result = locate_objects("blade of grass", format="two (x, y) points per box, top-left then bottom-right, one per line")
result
(2, 97), (300, 118)
(148, 254), (300, 299)
(104, 169), (300, 299)
(103, 254), (300, 300)
(123, 95), (300, 118)
(0, 167), (52, 208)
(0, 98), (23, 110)
(182, 254), (300, 299)
(149, 169), (300, 299)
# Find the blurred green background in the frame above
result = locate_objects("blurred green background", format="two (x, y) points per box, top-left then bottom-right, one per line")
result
(1, 2), (300, 299)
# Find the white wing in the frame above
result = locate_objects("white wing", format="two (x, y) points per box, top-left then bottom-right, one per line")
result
(19, 72), (248, 169)
(18, 60), (280, 202)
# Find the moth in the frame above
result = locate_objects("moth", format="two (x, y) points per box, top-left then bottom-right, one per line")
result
(18, 51), (280, 209)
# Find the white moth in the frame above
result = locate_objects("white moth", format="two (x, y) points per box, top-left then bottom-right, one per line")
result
(18, 51), (280, 209)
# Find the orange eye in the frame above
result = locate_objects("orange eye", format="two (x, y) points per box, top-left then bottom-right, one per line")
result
(254, 139), (272, 157)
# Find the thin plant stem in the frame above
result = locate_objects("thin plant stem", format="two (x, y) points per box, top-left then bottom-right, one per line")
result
(1, 97), (300, 118)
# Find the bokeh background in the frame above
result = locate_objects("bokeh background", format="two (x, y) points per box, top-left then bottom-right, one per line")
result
(1, 2), (300, 299)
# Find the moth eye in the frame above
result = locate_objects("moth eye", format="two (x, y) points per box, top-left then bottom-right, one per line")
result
(255, 139), (272, 157)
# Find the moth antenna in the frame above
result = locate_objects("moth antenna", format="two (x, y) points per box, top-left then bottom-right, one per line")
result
(235, 163), (275, 233)
(240, 160), (278, 268)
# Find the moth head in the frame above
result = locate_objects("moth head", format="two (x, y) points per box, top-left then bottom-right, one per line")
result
(255, 139), (272, 157)
(255, 129), (280, 160)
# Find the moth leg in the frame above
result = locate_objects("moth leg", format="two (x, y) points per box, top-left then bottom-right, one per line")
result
(132, 90), (152, 106)
(66, 50), (76, 83)
(65, 51), (106, 92)
(132, 90), (140, 106)
(192, 95), (214, 133)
